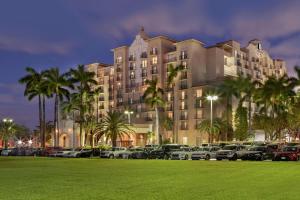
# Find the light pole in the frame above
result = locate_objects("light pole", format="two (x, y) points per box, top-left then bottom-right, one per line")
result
(2, 118), (14, 148)
(124, 110), (134, 124)
(206, 95), (218, 143)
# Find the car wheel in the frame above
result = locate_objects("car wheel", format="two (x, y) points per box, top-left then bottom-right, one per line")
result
(216, 158), (222, 161)
(184, 155), (188, 160)
(205, 154), (210, 161)
(230, 154), (237, 161)
(164, 155), (169, 160)
(109, 154), (114, 159)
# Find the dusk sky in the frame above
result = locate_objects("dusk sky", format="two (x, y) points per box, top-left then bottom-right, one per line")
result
(1, 0), (300, 129)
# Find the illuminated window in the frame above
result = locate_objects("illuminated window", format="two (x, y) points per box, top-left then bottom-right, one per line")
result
(196, 89), (202, 97)
(181, 91), (185, 99)
(116, 56), (122, 63)
(142, 60), (147, 68)
(168, 112), (173, 119)
(182, 137), (188, 145)
(152, 56), (158, 65)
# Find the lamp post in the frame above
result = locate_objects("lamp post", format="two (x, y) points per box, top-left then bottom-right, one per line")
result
(2, 118), (14, 148)
(206, 95), (218, 143)
(124, 110), (134, 124)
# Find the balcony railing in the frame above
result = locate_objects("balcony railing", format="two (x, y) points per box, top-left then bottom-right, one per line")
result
(180, 115), (188, 120)
(180, 125), (188, 130)
(180, 73), (188, 80)
(128, 56), (136, 61)
(179, 105), (188, 110)
(150, 49), (158, 55)
(140, 52), (147, 58)
(179, 83), (188, 90)
(151, 69), (158, 74)
(179, 55), (188, 60)
(99, 97), (105, 101)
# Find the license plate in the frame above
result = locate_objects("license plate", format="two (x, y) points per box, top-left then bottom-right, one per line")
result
(281, 157), (286, 160)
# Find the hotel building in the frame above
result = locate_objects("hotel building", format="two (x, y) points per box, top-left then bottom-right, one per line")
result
(82, 27), (286, 147)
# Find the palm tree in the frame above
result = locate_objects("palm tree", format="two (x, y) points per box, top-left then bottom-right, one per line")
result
(197, 118), (224, 143)
(68, 65), (97, 146)
(0, 120), (16, 148)
(98, 111), (134, 147)
(44, 68), (73, 146)
(19, 67), (47, 148)
(166, 64), (184, 143)
(218, 77), (238, 141)
(143, 79), (165, 144)
(61, 93), (81, 148)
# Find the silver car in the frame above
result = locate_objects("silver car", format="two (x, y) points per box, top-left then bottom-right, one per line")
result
(100, 147), (127, 159)
(191, 146), (221, 160)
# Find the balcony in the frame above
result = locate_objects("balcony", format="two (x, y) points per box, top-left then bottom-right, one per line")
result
(99, 105), (104, 109)
(165, 105), (173, 111)
(151, 69), (158, 74)
(99, 96), (105, 101)
(179, 105), (188, 110)
(150, 49), (158, 55)
(145, 117), (153, 121)
(180, 73), (188, 80)
(140, 52), (147, 58)
(130, 75), (135, 80)
(141, 73), (147, 77)
(166, 57), (177, 63)
(129, 65), (135, 70)
(179, 55), (188, 60)
(116, 67), (122, 73)
(180, 115), (188, 120)
(180, 125), (188, 130)
(128, 55), (136, 61)
(179, 83), (188, 90)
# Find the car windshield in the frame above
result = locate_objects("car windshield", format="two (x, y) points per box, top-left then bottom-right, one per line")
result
(223, 146), (237, 150)
(198, 147), (210, 151)
(248, 147), (264, 151)
(283, 147), (298, 152)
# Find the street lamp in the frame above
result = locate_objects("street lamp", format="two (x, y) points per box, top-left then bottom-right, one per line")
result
(124, 110), (134, 124)
(2, 118), (14, 148)
(206, 95), (218, 143)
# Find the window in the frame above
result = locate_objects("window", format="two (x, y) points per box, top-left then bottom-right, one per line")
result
(196, 110), (203, 118)
(196, 89), (202, 97)
(142, 60), (147, 68)
(152, 56), (158, 65)
(116, 56), (122, 63)
(167, 93), (172, 101)
(182, 137), (188, 145)
(168, 112), (173, 119)
(181, 91), (186, 100)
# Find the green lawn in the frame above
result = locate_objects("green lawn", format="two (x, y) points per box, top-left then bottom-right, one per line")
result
(0, 158), (300, 200)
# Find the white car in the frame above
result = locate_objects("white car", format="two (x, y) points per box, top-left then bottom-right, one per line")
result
(100, 147), (127, 159)
(170, 147), (194, 160)
(49, 148), (72, 157)
(191, 146), (221, 160)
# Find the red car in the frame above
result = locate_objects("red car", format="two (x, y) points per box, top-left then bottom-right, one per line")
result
(273, 146), (300, 161)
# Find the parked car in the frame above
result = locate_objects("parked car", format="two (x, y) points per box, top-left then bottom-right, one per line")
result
(273, 146), (300, 161)
(49, 148), (73, 157)
(39, 147), (63, 157)
(1, 148), (13, 156)
(131, 148), (150, 159)
(65, 148), (93, 158)
(170, 147), (195, 160)
(191, 146), (221, 160)
(100, 147), (127, 158)
(24, 148), (39, 156)
(118, 147), (145, 159)
(216, 145), (247, 161)
(240, 146), (273, 161)
(148, 144), (183, 159)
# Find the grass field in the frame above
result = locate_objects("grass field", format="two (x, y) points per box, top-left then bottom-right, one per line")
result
(1, 158), (300, 200)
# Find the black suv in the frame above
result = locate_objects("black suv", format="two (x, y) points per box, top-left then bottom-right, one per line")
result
(241, 146), (274, 161)
(148, 144), (184, 159)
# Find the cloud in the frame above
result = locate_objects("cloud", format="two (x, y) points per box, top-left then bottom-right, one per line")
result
(230, 2), (300, 41)
(0, 35), (75, 55)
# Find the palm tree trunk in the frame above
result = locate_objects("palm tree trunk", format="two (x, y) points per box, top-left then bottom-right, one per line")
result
(96, 95), (99, 123)
(54, 94), (59, 146)
(80, 92), (83, 147)
(226, 96), (230, 142)
(248, 98), (252, 137)
(42, 95), (46, 148)
(72, 111), (76, 150)
(172, 85), (176, 143)
(155, 107), (160, 144)
(38, 95), (42, 147)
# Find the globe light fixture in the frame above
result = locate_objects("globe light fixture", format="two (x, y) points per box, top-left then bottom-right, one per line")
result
(124, 110), (134, 124)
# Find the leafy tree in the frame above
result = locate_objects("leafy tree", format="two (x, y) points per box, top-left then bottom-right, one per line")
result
(234, 106), (248, 141)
